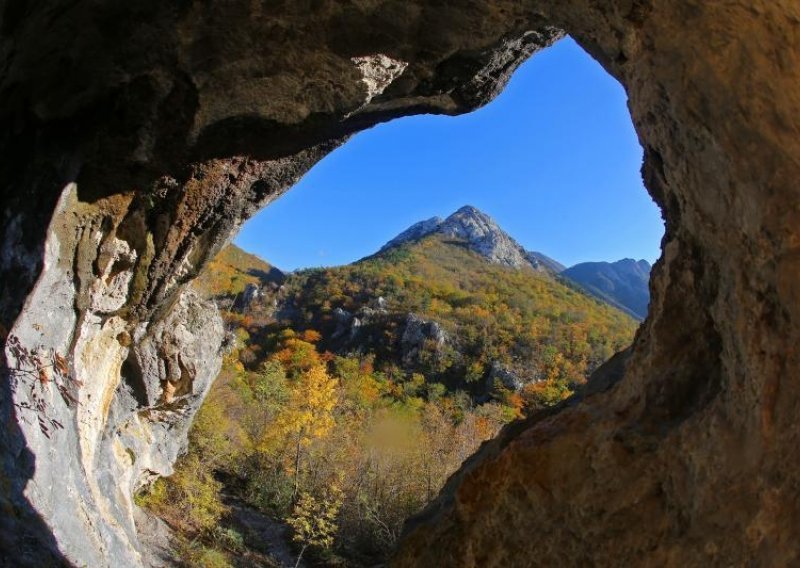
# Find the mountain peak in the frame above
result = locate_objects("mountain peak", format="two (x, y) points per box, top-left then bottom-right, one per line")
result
(380, 206), (544, 270)
(451, 204), (486, 217)
(440, 205), (496, 231)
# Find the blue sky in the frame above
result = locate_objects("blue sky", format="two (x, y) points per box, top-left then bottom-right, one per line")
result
(236, 37), (664, 271)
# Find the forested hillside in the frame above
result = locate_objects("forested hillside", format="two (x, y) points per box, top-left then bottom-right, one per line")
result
(193, 244), (285, 301)
(139, 227), (638, 566)
(281, 234), (636, 402)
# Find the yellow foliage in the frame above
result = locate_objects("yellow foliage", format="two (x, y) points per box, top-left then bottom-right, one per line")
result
(288, 486), (344, 555)
(274, 365), (338, 444)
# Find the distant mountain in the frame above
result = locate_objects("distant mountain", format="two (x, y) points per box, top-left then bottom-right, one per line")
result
(379, 205), (547, 271)
(379, 206), (652, 319)
(198, 208), (639, 404)
(197, 210), (649, 399)
(561, 259), (651, 320)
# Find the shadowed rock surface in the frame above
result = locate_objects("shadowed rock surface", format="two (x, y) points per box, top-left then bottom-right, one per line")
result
(0, 1), (798, 567)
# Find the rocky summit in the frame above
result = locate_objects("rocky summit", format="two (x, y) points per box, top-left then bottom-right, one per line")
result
(380, 205), (546, 270)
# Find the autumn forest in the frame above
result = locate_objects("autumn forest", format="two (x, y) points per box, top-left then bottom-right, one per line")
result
(138, 232), (638, 567)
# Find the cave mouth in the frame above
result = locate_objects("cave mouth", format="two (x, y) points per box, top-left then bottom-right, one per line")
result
(4, 2), (791, 566)
(144, 36), (665, 566)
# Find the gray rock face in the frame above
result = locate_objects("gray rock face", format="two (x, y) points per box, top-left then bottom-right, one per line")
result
(331, 307), (354, 341)
(380, 217), (444, 252)
(372, 296), (388, 312)
(2, 186), (224, 566)
(401, 314), (449, 367)
(487, 361), (526, 392)
(133, 506), (178, 568)
(381, 206), (546, 270)
(437, 206), (532, 268)
(331, 300), (389, 343)
(233, 283), (263, 312)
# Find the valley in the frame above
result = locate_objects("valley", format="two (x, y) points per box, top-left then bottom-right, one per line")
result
(138, 206), (646, 566)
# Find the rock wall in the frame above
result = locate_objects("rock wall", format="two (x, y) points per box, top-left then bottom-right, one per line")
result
(0, 1), (797, 566)
(2, 181), (226, 565)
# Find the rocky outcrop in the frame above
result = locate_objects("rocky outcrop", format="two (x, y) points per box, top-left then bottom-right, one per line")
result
(400, 314), (449, 368)
(233, 283), (263, 312)
(0, 1), (798, 567)
(330, 298), (390, 344)
(2, 191), (223, 564)
(486, 362), (526, 393)
(380, 217), (445, 252)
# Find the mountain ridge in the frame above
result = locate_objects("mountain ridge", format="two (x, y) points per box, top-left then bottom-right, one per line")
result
(379, 205), (547, 271)
(378, 205), (652, 319)
(228, 205), (652, 321)
(561, 258), (651, 320)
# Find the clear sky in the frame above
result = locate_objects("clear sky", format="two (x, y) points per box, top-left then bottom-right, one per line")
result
(235, 37), (664, 272)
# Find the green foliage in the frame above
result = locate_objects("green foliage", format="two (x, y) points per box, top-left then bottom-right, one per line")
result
(137, 454), (226, 535)
(245, 464), (295, 515)
(176, 540), (234, 568)
(252, 360), (290, 407)
(171, 455), (227, 532)
(212, 527), (245, 552)
(134, 477), (167, 509)
(288, 487), (344, 561)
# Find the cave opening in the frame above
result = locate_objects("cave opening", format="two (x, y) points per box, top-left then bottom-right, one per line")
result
(2, 1), (793, 565)
(145, 36), (666, 566)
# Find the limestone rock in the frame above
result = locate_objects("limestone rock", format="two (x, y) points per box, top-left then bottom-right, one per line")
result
(401, 314), (449, 367)
(233, 283), (263, 312)
(487, 362), (526, 392)
(380, 217), (444, 252)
